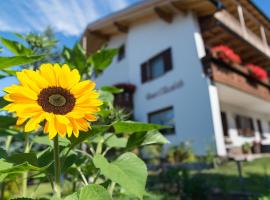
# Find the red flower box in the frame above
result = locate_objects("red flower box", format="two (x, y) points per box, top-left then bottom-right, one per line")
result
(246, 64), (268, 81)
(211, 45), (241, 64)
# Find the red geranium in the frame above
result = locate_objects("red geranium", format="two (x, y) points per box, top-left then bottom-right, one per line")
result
(211, 45), (241, 64)
(246, 64), (268, 81)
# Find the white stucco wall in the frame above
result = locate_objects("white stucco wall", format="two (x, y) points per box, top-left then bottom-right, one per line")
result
(95, 13), (217, 155)
(220, 102), (270, 147)
(95, 34), (130, 86)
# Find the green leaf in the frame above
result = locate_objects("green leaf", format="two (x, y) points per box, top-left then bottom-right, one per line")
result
(33, 136), (70, 147)
(0, 148), (7, 159)
(113, 121), (167, 134)
(99, 90), (114, 105)
(1, 37), (32, 55)
(0, 55), (45, 69)
(0, 96), (9, 109)
(101, 86), (123, 94)
(2, 68), (17, 76)
(105, 134), (127, 148)
(0, 128), (19, 137)
(7, 152), (38, 166)
(32, 136), (51, 146)
(64, 184), (112, 200)
(69, 125), (110, 148)
(126, 130), (169, 150)
(93, 153), (147, 199)
(0, 116), (16, 128)
(0, 160), (51, 175)
(89, 48), (118, 72)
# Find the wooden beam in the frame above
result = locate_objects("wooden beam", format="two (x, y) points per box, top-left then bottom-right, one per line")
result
(90, 31), (110, 41)
(114, 22), (129, 33)
(171, 2), (188, 14)
(154, 7), (173, 23)
(214, 10), (270, 58)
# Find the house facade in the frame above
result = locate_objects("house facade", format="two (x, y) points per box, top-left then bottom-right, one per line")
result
(82, 0), (270, 156)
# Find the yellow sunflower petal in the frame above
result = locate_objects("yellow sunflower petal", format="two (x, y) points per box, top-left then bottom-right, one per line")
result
(77, 119), (90, 131)
(85, 114), (97, 122)
(24, 113), (45, 132)
(71, 80), (95, 98)
(69, 69), (81, 89)
(16, 117), (28, 126)
(55, 121), (67, 137)
(24, 70), (49, 89)
(58, 64), (71, 89)
(55, 115), (70, 125)
(48, 115), (58, 140)
(66, 124), (73, 137)
(16, 70), (41, 94)
(69, 118), (80, 137)
(4, 85), (38, 100)
(4, 94), (36, 104)
(39, 64), (57, 86)
(44, 121), (49, 133)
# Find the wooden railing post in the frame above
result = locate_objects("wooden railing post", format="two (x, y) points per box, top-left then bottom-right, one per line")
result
(260, 25), (269, 53)
(237, 5), (247, 39)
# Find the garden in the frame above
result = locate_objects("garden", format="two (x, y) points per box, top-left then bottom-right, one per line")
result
(0, 29), (270, 200)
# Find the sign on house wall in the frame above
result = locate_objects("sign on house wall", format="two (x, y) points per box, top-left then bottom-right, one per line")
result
(146, 79), (184, 100)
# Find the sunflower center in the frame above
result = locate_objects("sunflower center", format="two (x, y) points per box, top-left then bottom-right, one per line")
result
(48, 94), (66, 107)
(37, 87), (76, 115)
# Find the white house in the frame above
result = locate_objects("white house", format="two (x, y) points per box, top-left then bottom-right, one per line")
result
(82, 0), (270, 156)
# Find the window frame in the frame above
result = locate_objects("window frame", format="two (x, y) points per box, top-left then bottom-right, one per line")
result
(141, 48), (173, 83)
(148, 106), (175, 135)
(256, 119), (263, 136)
(235, 114), (255, 137)
(221, 111), (229, 137)
(117, 44), (125, 62)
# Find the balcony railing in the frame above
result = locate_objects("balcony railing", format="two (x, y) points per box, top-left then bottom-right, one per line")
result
(214, 9), (270, 58)
(205, 55), (270, 102)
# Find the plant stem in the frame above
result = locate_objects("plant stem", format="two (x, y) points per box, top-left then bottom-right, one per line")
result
(78, 167), (88, 185)
(53, 136), (61, 198)
(108, 181), (116, 197)
(22, 134), (30, 197)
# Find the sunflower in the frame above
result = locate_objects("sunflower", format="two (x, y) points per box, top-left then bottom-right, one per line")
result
(3, 64), (102, 139)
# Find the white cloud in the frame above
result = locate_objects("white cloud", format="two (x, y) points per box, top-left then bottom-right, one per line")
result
(0, 0), (136, 36)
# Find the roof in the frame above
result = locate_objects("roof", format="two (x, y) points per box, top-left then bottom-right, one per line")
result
(82, 0), (270, 55)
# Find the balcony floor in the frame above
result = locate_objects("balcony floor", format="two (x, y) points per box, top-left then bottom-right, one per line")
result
(217, 83), (270, 114)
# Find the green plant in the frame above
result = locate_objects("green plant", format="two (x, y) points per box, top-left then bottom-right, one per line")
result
(167, 142), (196, 164)
(242, 142), (252, 154)
(0, 31), (170, 200)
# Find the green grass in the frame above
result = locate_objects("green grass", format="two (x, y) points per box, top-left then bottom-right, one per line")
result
(197, 157), (270, 196)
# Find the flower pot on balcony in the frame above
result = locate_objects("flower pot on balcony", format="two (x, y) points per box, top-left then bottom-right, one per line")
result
(246, 64), (268, 82)
(211, 45), (241, 65)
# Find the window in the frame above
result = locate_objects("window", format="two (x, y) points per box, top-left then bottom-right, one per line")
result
(257, 119), (263, 136)
(221, 112), (228, 137)
(148, 106), (175, 135)
(235, 115), (255, 137)
(117, 45), (125, 62)
(141, 48), (172, 83)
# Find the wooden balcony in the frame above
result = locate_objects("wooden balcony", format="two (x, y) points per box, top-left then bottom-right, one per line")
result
(205, 56), (270, 102)
(214, 10), (270, 58)
(200, 0), (270, 68)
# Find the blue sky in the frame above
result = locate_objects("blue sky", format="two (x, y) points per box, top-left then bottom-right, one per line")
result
(0, 0), (140, 47)
(0, 0), (268, 49)
(0, 0), (269, 93)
